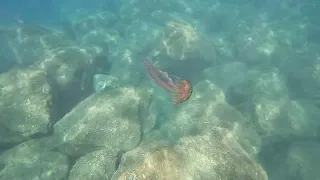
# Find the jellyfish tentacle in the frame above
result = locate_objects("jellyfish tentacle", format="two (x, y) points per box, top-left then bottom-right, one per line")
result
(143, 58), (174, 92)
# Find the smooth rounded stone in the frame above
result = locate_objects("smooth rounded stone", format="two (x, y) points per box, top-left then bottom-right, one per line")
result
(111, 127), (268, 180)
(69, 149), (117, 180)
(93, 74), (118, 93)
(0, 139), (69, 180)
(4, 25), (72, 66)
(50, 86), (154, 157)
(0, 67), (52, 145)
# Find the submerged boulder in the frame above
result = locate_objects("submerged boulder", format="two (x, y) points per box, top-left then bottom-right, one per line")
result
(35, 46), (110, 121)
(153, 80), (261, 157)
(112, 127), (268, 180)
(0, 67), (53, 146)
(47, 86), (154, 158)
(68, 149), (117, 180)
(0, 139), (69, 180)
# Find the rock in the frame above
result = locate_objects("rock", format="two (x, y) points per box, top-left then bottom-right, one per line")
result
(249, 69), (290, 138)
(0, 139), (69, 180)
(36, 46), (93, 91)
(47, 87), (154, 158)
(203, 62), (252, 92)
(93, 74), (118, 93)
(261, 100), (320, 143)
(69, 149), (117, 180)
(213, 67), (298, 143)
(286, 58), (320, 107)
(0, 67), (52, 146)
(284, 142), (320, 180)
(112, 127), (268, 180)
(35, 46), (102, 120)
(203, 63), (260, 115)
(155, 80), (261, 157)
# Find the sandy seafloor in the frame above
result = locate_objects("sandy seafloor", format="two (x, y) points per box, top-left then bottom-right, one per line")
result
(0, 0), (319, 179)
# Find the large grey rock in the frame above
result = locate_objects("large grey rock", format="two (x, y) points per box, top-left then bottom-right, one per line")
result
(47, 86), (154, 157)
(247, 69), (320, 143)
(271, 100), (320, 140)
(0, 67), (52, 146)
(68, 149), (117, 180)
(0, 139), (69, 180)
(208, 65), (320, 146)
(203, 62), (255, 92)
(112, 127), (268, 180)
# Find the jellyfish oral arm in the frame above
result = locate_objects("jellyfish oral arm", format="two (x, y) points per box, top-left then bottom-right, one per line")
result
(143, 58), (175, 92)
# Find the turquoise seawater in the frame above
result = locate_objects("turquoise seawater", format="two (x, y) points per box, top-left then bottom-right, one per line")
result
(0, 0), (319, 179)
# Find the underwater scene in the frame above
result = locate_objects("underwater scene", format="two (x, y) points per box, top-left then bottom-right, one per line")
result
(0, 0), (319, 179)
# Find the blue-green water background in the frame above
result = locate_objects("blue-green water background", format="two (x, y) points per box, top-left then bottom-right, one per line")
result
(1, 0), (320, 179)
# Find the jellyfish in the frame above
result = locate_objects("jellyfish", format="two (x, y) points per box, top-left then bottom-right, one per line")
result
(143, 58), (192, 104)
